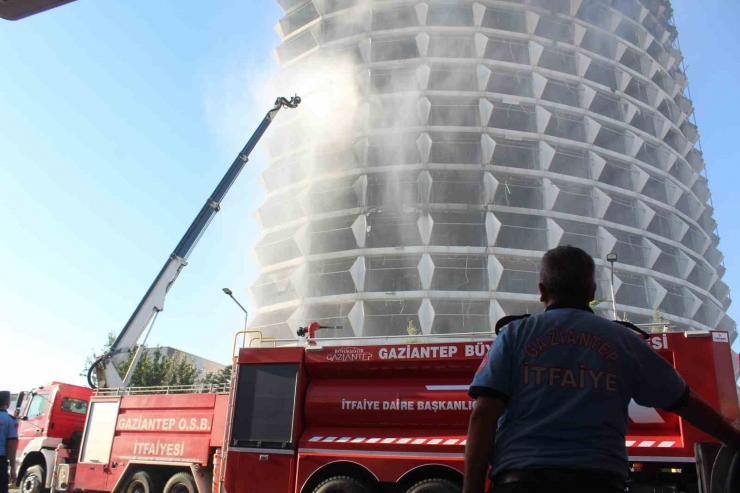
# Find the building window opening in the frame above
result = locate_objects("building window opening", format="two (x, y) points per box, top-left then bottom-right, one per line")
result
(308, 258), (358, 297)
(367, 135), (420, 166)
(551, 182), (595, 217)
(373, 6), (418, 30)
(610, 229), (648, 268)
(428, 5), (474, 27)
(431, 132), (482, 164)
(432, 300), (490, 333)
(590, 92), (622, 120)
(557, 219), (599, 257)
(493, 175), (543, 209)
(548, 147), (591, 179)
(481, 7), (525, 32)
(599, 160), (635, 190)
(487, 70), (532, 97)
(546, 111), (586, 142)
(594, 126), (627, 154)
(431, 255), (487, 291)
(484, 36), (530, 64)
(364, 300), (422, 337)
(537, 48), (577, 75)
(367, 213), (422, 247)
(431, 212), (487, 247)
(372, 37), (419, 62)
(310, 216), (358, 254)
(255, 227), (301, 266)
(534, 15), (572, 43)
(252, 268), (300, 306)
(366, 255), (422, 292)
(489, 103), (535, 132)
(429, 97), (479, 126)
(491, 140), (538, 169)
(603, 195), (639, 228)
(495, 213), (548, 251)
(430, 170), (484, 205)
(498, 257), (541, 295)
(541, 79), (581, 108)
(429, 64), (477, 91)
(367, 171), (419, 208)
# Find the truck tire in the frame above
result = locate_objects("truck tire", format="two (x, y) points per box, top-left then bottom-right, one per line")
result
(123, 471), (160, 493)
(312, 476), (372, 493)
(20, 465), (47, 493)
(163, 472), (197, 493)
(405, 479), (461, 493)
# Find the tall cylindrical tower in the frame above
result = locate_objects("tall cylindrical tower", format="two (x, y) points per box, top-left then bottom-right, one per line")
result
(252, 0), (734, 345)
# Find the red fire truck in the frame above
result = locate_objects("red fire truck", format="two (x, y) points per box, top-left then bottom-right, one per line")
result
(13, 382), (229, 493)
(11, 328), (739, 493)
(219, 329), (740, 493)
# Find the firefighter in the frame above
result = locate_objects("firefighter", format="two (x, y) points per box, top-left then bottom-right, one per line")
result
(463, 246), (740, 493)
(0, 391), (18, 493)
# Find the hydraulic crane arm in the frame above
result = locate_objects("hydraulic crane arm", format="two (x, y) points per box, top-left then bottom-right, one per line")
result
(88, 95), (301, 389)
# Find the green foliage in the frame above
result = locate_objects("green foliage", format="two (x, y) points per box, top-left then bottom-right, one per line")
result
(200, 365), (232, 386)
(83, 331), (222, 388)
(406, 319), (421, 336)
(651, 306), (670, 333)
(589, 298), (607, 309)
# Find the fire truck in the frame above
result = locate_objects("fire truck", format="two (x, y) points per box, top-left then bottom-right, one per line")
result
(12, 327), (738, 493)
(218, 328), (740, 493)
(12, 382), (229, 493)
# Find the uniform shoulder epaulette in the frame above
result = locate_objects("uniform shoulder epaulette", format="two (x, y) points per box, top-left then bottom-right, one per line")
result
(495, 314), (531, 335)
(613, 320), (650, 340)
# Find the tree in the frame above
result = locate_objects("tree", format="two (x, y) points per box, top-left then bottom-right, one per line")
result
(82, 332), (201, 388)
(201, 365), (232, 387)
(652, 306), (670, 333)
(406, 319), (421, 336)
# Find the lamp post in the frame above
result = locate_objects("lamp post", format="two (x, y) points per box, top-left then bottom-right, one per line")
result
(223, 288), (248, 348)
(606, 253), (618, 320)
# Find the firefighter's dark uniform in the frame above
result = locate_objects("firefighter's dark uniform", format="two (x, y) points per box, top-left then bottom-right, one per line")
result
(469, 304), (689, 492)
(0, 408), (18, 493)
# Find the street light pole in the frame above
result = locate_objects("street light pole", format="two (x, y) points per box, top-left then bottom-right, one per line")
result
(223, 288), (248, 348)
(606, 253), (618, 320)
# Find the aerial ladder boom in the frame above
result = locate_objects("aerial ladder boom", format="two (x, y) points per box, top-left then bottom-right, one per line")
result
(88, 95), (301, 389)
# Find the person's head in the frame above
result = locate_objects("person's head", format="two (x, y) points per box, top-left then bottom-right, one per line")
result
(0, 391), (10, 410)
(539, 246), (596, 308)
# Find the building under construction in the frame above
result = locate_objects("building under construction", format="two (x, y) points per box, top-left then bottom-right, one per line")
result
(250, 0), (735, 351)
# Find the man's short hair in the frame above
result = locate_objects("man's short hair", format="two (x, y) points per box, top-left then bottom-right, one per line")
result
(540, 246), (596, 302)
(0, 391), (10, 408)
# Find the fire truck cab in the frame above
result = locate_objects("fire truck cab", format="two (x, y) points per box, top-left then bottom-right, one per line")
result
(223, 330), (740, 493)
(14, 382), (93, 493)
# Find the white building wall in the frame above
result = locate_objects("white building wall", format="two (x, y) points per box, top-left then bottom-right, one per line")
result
(255, 0), (735, 361)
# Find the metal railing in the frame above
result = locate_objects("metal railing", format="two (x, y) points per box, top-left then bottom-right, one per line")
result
(95, 382), (230, 397)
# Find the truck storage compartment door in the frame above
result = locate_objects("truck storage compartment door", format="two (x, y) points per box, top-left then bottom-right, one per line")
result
(227, 363), (299, 493)
(75, 399), (120, 491)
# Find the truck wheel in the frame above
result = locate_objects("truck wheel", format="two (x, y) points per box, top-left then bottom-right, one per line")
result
(312, 476), (372, 493)
(123, 471), (160, 493)
(20, 465), (47, 493)
(163, 472), (197, 493)
(405, 479), (461, 493)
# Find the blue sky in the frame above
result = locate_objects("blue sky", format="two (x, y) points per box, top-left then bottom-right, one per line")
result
(1, 1), (738, 391)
